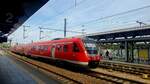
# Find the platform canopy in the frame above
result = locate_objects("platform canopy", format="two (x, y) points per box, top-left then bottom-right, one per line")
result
(86, 25), (150, 43)
(0, 0), (49, 43)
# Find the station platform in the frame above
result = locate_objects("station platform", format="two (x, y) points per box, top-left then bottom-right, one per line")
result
(0, 50), (60, 84)
(100, 60), (150, 68)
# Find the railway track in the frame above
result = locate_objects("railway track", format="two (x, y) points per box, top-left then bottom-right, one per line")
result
(5, 51), (107, 84)
(90, 68), (150, 84)
(86, 70), (139, 84)
(99, 60), (150, 78)
(5, 50), (150, 84)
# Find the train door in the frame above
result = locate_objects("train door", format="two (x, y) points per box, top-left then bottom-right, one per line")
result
(63, 43), (73, 60)
(73, 42), (80, 60)
(68, 43), (74, 60)
(62, 44), (68, 59)
(51, 46), (55, 59)
(55, 44), (62, 59)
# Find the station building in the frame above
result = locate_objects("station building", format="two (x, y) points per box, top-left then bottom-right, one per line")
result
(86, 25), (150, 64)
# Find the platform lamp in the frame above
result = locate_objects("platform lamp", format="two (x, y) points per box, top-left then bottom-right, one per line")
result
(136, 21), (147, 28)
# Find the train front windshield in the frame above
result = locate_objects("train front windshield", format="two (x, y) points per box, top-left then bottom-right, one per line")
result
(83, 39), (98, 56)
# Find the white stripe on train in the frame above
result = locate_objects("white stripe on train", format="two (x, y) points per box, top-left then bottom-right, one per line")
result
(30, 54), (89, 65)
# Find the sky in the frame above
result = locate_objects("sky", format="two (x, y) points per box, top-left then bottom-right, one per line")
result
(9, 0), (150, 44)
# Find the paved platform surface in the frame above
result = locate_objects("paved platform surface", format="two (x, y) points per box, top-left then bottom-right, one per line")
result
(0, 50), (60, 84)
(101, 60), (150, 68)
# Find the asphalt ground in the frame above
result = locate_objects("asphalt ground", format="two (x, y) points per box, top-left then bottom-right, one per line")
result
(0, 50), (61, 84)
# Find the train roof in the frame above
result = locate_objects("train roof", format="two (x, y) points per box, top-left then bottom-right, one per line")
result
(12, 37), (96, 47)
(29, 37), (82, 45)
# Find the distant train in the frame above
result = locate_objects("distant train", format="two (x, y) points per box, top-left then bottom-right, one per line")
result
(10, 37), (102, 68)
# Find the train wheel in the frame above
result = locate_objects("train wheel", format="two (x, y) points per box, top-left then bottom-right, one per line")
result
(88, 61), (99, 68)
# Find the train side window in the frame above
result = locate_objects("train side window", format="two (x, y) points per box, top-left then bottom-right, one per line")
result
(63, 45), (68, 52)
(31, 46), (34, 50)
(58, 45), (62, 52)
(60, 46), (63, 52)
(35, 46), (38, 50)
(43, 45), (46, 51)
(40, 46), (42, 51)
(45, 46), (48, 51)
(43, 45), (48, 51)
(32, 46), (36, 50)
(73, 43), (79, 52)
(39, 46), (43, 51)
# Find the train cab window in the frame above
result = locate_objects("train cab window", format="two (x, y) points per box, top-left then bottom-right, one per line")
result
(73, 43), (79, 52)
(84, 42), (98, 55)
(63, 45), (68, 52)
(82, 38), (98, 56)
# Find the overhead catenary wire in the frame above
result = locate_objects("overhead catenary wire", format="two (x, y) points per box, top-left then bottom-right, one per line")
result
(9, 1), (150, 43)
(46, 0), (87, 21)
(43, 4), (150, 30)
(45, 0), (114, 29)
(40, 27), (83, 34)
(42, 0), (110, 27)
(69, 19), (150, 34)
(68, 5), (150, 28)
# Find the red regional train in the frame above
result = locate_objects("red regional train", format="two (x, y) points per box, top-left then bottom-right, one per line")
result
(11, 37), (102, 68)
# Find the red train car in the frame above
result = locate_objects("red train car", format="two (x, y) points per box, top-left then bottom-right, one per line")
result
(11, 37), (102, 68)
